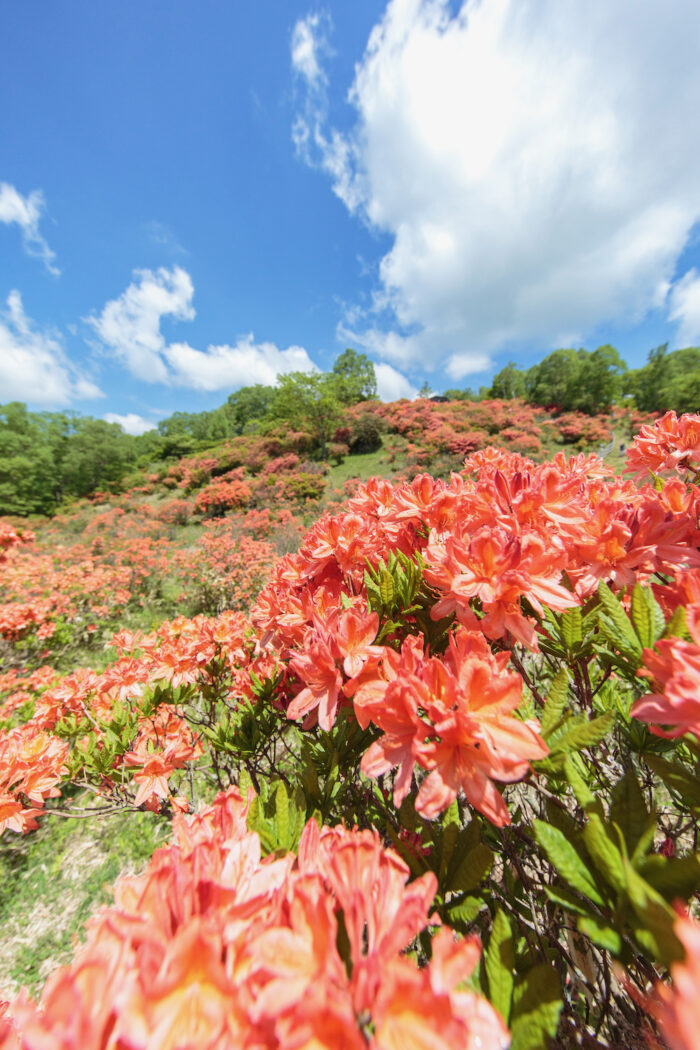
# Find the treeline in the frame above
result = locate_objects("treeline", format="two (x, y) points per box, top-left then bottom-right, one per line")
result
(2, 343), (697, 516)
(0, 350), (378, 516)
(449, 343), (700, 414)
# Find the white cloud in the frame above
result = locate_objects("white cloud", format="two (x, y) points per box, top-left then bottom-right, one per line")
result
(90, 266), (319, 391)
(104, 412), (158, 436)
(374, 361), (417, 401)
(293, 0), (700, 370)
(164, 337), (318, 391)
(88, 266), (195, 382)
(668, 269), (700, 347)
(0, 182), (60, 275)
(445, 351), (493, 381)
(0, 291), (102, 405)
(291, 12), (327, 85)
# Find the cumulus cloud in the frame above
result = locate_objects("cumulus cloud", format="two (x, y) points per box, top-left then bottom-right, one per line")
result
(0, 182), (60, 275)
(0, 291), (102, 405)
(164, 338), (318, 391)
(668, 269), (700, 347)
(90, 266), (319, 391)
(293, 0), (700, 371)
(88, 266), (195, 382)
(374, 361), (417, 401)
(104, 412), (158, 436)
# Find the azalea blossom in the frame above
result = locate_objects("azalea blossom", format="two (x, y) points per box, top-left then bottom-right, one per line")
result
(650, 911), (700, 1050)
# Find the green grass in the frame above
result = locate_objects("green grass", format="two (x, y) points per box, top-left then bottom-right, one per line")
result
(325, 444), (407, 491)
(0, 796), (170, 999)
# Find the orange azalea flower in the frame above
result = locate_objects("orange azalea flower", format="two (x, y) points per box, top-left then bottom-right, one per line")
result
(415, 630), (548, 825)
(625, 411), (700, 480)
(631, 606), (700, 739)
(356, 630), (546, 825)
(650, 911), (700, 1050)
(288, 630), (343, 730)
(425, 524), (577, 650)
(0, 789), (508, 1050)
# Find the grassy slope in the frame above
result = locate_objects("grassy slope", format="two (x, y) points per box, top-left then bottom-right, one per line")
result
(0, 800), (169, 999)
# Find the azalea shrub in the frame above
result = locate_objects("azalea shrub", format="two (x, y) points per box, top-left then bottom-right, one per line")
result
(1, 411), (700, 1049)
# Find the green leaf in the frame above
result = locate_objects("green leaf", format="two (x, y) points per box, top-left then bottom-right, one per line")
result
(561, 607), (583, 651)
(548, 711), (614, 757)
(485, 909), (514, 1023)
(639, 853), (700, 900)
(597, 582), (643, 664)
(598, 582), (642, 651)
(533, 819), (604, 905)
(379, 568), (395, 606)
(609, 767), (652, 857)
(663, 604), (688, 640)
(644, 754), (700, 810)
(544, 885), (597, 918)
(630, 584), (656, 649)
(622, 858), (682, 965)
(564, 755), (602, 814)
(541, 670), (569, 735)
(450, 842), (494, 893)
(582, 814), (625, 892)
(577, 914), (622, 954)
(439, 821), (460, 880)
(238, 767), (254, 803)
(445, 894), (484, 927)
(510, 965), (563, 1050)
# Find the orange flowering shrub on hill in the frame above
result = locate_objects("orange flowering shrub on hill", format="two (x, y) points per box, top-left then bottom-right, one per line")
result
(1, 412), (700, 1048)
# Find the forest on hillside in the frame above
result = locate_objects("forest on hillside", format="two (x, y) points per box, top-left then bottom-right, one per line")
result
(1, 342), (698, 516)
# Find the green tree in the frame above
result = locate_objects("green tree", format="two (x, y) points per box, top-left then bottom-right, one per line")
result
(525, 349), (582, 410)
(0, 403), (61, 514)
(574, 345), (627, 413)
(442, 387), (480, 401)
(626, 345), (700, 413)
(489, 362), (526, 400)
(224, 385), (277, 434)
(60, 419), (133, 498)
(331, 349), (377, 404)
(271, 372), (343, 460)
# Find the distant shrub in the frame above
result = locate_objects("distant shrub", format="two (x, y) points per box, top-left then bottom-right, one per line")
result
(327, 442), (349, 465)
(194, 480), (252, 517)
(349, 414), (383, 453)
(156, 499), (194, 526)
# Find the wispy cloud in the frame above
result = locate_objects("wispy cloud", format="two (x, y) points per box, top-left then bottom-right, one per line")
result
(0, 182), (60, 275)
(144, 220), (188, 255)
(0, 291), (102, 405)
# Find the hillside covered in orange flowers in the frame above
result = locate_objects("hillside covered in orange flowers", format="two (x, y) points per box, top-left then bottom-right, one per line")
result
(0, 400), (699, 1050)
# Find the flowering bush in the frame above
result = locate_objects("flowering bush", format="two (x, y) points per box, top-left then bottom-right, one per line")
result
(194, 479), (252, 517)
(0, 789), (508, 1050)
(1, 411), (700, 1048)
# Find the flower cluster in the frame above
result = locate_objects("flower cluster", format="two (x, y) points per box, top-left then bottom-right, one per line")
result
(632, 569), (700, 739)
(0, 788), (508, 1050)
(625, 411), (700, 480)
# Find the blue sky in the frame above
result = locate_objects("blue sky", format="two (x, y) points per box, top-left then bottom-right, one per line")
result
(1, 0), (700, 433)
